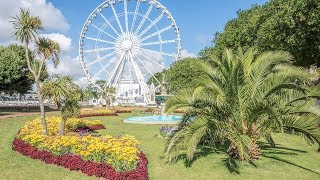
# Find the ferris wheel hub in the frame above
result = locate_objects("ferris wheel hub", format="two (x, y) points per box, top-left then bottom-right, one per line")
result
(121, 40), (133, 51)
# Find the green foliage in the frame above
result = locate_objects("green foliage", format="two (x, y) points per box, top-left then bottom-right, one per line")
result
(147, 71), (166, 87)
(205, 0), (320, 67)
(100, 86), (116, 107)
(0, 45), (33, 94)
(11, 8), (43, 45)
(0, 44), (48, 95)
(165, 48), (320, 162)
(11, 8), (61, 135)
(147, 58), (206, 94)
(41, 75), (82, 135)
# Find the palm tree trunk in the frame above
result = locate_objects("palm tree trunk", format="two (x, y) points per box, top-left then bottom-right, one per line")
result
(35, 79), (47, 135)
(59, 116), (66, 135)
(24, 43), (47, 135)
(227, 141), (261, 160)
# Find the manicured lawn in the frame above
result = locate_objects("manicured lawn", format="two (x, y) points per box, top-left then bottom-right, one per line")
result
(0, 111), (319, 179)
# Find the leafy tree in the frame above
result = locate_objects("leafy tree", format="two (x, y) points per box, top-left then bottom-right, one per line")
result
(41, 75), (82, 135)
(166, 58), (207, 94)
(0, 44), (47, 95)
(147, 58), (206, 94)
(165, 48), (320, 162)
(0, 44), (33, 95)
(11, 9), (61, 135)
(205, 0), (320, 67)
(147, 71), (166, 87)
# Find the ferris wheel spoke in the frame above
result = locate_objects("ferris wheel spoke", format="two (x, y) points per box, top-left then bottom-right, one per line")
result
(98, 12), (120, 37)
(141, 48), (176, 58)
(83, 47), (114, 53)
(139, 50), (166, 69)
(101, 56), (118, 72)
(138, 13), (164, 38)
(99, 51), (117, 61)
(130, 0), (140, 32)
(124, 0), (129, 32)
(92, 24), (117, 40)
(85, 36), (116, 45)
(139, 25), (172, 42)
(141, 39), (178, 47)
(134, 2), (155, 34)
(107, 52), (126, 86)
(110, 3), (124, 34)
(135, 55), (161, 84)
(87, 52), (115, 67)
(93, 62), (113, 78)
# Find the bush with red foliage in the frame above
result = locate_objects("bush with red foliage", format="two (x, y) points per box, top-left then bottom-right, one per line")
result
(12, 138), (148, 179)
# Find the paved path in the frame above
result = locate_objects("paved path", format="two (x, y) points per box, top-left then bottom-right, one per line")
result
(0, 112), (40, 119)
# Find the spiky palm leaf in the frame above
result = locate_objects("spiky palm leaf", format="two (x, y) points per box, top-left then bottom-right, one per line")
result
(164, 48), (320, 162)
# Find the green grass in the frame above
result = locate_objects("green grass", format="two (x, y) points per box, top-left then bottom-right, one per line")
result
(0, 111), (319, 179)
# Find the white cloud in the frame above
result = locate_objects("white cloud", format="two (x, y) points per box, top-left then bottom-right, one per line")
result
(42, 33), (72, 52)
(180, 49), (197, 59)
(0, 0), (69, 41)
(74, 77), (91, 88)
(47, 55), (83, 80)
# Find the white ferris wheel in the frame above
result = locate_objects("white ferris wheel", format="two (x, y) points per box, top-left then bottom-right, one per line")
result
(78, 0), (181, 104)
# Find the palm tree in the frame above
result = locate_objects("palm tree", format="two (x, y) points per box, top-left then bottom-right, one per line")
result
(42, 75), (82, 135)
(11, 9), (61, 135)
(100, 86), (116, 109)
(164, 48), (320, 162)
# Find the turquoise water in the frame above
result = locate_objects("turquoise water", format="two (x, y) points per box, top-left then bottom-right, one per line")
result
(124, 115), (182, 124)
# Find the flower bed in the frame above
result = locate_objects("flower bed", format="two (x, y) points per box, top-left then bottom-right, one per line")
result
(115, 109), (132, 113)
(115, 107), (132, 113)
(78, 109), (118, 118)
(13, 117), (148, 179)
(12, 138), (148, 179)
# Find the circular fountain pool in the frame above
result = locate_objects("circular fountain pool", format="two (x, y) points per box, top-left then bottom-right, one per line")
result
(124, 115), (182, 124)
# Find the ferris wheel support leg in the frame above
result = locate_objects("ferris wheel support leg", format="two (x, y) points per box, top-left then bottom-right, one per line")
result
(129, 52), (150, 103)
(113, 58), (127, 87)
(136, 55), (161, 85)
(107, 52), (125, 87)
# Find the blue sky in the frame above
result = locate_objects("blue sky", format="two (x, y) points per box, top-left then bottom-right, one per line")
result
(0, 0), (268, 86)
(49, 0), (267, 55)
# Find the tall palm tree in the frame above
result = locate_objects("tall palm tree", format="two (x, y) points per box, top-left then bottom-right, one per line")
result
(42, 75), (82, 135)
(100, 86), (116, 109)
(165, 48), (320, 162)
(11, 9), (61, 135)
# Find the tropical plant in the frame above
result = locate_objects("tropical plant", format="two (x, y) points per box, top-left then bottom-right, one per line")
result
(164, 48), (320, 162)
(100, 86), (116, 108)
(41, 75), (82, 135)
(11, 9), (61, 135)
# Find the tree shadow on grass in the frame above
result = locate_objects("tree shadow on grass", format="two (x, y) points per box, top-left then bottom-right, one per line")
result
(259, 142), (320, 175)
(162, 141), (319, 176)
(262, 154), (320, 175)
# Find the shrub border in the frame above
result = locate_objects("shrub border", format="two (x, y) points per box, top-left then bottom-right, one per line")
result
(78, 113), (119, 118)
(12, 137), (148, 179)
